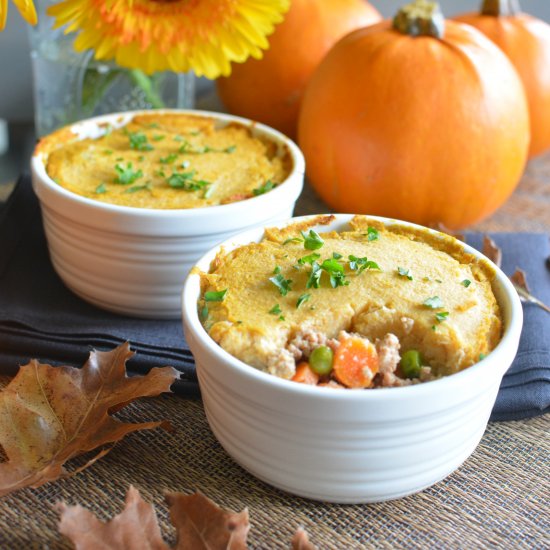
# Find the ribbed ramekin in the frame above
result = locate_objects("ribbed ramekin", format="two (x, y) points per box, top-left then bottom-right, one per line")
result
(182, 214), (523, 503)
(31, 110), (305, 319)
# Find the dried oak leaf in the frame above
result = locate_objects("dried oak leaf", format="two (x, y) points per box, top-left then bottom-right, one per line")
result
(482, 235), (502, 268)
(166, 491), (250, 549)
(58, 485), (167, 550)
(0, 343), (178, 496)
(58, 487), (315, 549)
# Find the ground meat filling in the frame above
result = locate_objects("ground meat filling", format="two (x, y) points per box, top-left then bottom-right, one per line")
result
(279, 326), (435, 388)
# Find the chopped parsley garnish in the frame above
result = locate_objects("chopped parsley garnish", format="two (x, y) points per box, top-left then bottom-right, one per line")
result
(204, 289), (228, 302)
(306, 262), (323, 289)
(123, 182), (153, 194)
(296, 293), (311, 309)
(278, 315), (285, 322)
(423, 296), (444, 309)
(479, 353), (487, 361)
(166, 170), (211, 192)
(200, 306), (209, 321)
(103, 149), (113, 155)
(95, 183), (107, 194)
(203, 185), (216, 199)
(224, 145), (237, 153)
(273, 265), (281, 274)
(349, 255), (380, 274)
(253, 180), (277, 196)
(160, 153), (179, 164)
(298, 253), (321, 265)
(302, 229), (324, 250)
(152, 134), (165, 141)
(366, 227), (379, 241)
(283, 237), (303, 245)
(435, 311), (449, 323)
(269, 304), (282, 315)
(397, 267), (413, 280)
(435, 279), (443, 284)
(137, 155), (145, 162)
(462, 279), (472, 288)
(333, 252), (343, 260)
(321, 258), (348, 288)
(126, 130), (153, 151)
(114, 162), (143, 185)
(147, 122), (160, 129)
(270, 273), (293, 296)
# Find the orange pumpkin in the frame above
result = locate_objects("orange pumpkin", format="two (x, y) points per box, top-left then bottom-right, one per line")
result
(216, 0), (381, 139)
(455, 0), (550, 158)
(298, 0), (530, 229)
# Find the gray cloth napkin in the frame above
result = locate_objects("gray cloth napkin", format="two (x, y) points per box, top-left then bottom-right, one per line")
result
(0, 176), (549, 419)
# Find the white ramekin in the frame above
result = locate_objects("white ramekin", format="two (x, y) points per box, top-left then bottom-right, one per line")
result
(31, 110), (305, 319)
(182, 214), (523, 504)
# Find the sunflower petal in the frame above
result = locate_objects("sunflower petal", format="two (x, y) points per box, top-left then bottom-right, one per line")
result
(0, 0), (8, 31)
(11, 0), (37, 25)
(47, 0), (291, 78)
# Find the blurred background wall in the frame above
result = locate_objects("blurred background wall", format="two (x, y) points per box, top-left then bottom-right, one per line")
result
(0, 0), (549, 121)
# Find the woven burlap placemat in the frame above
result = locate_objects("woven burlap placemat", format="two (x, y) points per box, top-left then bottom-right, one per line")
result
(0, 394), (548, 549)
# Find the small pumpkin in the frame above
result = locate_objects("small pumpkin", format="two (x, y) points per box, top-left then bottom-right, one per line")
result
(298, 0), (530, 229)
(217, 0), (381, 139)
(455, 0), (550, 158)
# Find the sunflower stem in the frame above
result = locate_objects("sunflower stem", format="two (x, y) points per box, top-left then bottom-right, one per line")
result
(481, 0), (521, 16)
(393, 0), (445, 39)
(128, 69), (165, 109)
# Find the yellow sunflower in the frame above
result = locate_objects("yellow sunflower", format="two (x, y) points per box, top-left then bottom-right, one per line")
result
(0, 0), (37, 30)
(47, 0), (290, 79)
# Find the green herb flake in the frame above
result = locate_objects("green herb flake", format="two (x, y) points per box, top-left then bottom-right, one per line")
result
(173, 135), (184, 142)
(435, 311), (449, 323)
(114, 162), (143, 185)
(462, 279), (472, 288)
(296, 293), (311, 309)
(302, 229), (324, 251)
(366, 226), (379, 241)
(200, 306), (209, 321)
(224, 145), (237, 153)
(333, 252), (343, 260)
(147, 122), (160, 129)
(204, 289), (228, 302)
(126, 130), (153, 151)
(103, 149), (113, 155)
(435, 279), (443, 284)
(137, 155), (145, 162)
(95, 183), (107, 194)
(152, 134), (165, 141)
(306, 262), (322, 289)
(123, 182), (153, 194)
(269, 304), (282, 315)
(160, 153), (179, 164)
(283, 237), (303, 245)
(167, 170), (210, 192)
(298, 253), (321, 265)
(273, 265), (282, 274)
(278, 315), (285, 322)
(349, 255), (380, 275)
(397, 267), (413, 281)
(189, 130), (201, 136)
(321, 258), (348, 288)
(423, 296), (444, 309)
(479, 353), (487, 361)
(270, 273), (293, 296)
(253, 180), (277, 196)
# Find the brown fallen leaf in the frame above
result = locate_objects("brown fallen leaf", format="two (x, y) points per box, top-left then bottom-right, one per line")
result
(292, 527), (317, 550)
(166, 491), (250, 549)
(510, 268), (550, 314)
(58, 485), (167, 550)
(482, 235), (502, 268)
(58, 487), (315, 549)
(0, 343), (178, 496)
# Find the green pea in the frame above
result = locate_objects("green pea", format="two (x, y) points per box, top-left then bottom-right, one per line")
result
(400, 350), (422, 379)
(309, 345), (334, 376)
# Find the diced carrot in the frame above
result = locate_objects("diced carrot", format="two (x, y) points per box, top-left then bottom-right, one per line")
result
(333, 335), (379, 388)
(292, 362), (320, 385)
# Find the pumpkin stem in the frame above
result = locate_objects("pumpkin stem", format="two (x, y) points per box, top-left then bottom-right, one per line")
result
(481, 0), (521, 16)
(393, 0), (445, 39)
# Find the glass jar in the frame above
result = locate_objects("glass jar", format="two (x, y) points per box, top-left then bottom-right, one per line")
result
(28, 0), (195, 137)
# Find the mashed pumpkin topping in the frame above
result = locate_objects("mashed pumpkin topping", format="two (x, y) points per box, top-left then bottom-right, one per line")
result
(40, 113), (292, 209)
(198, 215), (502, 388)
